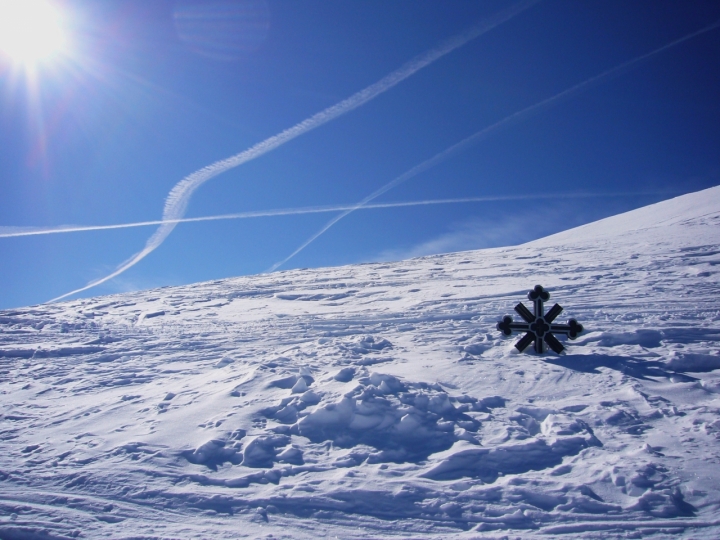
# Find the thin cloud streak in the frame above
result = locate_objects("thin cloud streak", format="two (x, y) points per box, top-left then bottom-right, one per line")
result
(1, 190), (672, 239)
(268, 18), (720, 273)
(50, 0), (539, 303)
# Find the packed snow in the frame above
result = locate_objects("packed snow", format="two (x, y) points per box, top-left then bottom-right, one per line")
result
(1, 186), (720, 538)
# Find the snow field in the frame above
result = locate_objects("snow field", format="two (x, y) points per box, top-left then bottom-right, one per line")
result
(1, 186), (720, 538)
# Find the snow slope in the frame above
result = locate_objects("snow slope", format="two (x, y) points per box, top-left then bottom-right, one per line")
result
(1, 186), (720, 539)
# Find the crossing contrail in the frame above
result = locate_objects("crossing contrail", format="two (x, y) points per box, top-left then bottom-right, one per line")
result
(49, 0), (539, 303)
(267, 17), (720, 272)
(1, 190), (672, 240)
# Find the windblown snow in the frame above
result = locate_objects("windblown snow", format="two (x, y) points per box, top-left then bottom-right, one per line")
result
(1, 186), (720, 539)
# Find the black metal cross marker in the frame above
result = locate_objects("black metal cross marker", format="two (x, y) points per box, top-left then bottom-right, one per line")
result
(496, 285), (584, 354)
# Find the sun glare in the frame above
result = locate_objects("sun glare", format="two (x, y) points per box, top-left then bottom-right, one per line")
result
(0, 0), (66, 65)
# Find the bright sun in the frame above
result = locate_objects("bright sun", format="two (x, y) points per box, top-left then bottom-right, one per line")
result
(0, 0), (66, 65)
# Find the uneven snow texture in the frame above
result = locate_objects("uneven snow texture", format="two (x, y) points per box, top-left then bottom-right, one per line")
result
(1, 186), (720, 538)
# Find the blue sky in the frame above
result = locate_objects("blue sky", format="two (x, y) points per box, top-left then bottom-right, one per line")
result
(1, 0), (719, 309)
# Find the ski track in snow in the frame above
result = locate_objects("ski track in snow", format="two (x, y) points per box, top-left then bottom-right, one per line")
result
(1, 187), (720, 538)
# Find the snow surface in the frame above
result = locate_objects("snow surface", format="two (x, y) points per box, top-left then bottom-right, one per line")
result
(1, 186), (720, 539)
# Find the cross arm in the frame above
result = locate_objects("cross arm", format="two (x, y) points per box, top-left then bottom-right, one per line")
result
(544, 303), (563, 323)
(544, 333), (565, 354)
(497, 315), (530, 336)
(514, 302), (535, 323)
(515, 332), (535, 352)
(549, 319), (584, 339)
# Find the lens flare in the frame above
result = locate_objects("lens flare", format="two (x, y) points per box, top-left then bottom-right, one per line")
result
(173, 0), (270, 61)
(0, 0), (66, 65)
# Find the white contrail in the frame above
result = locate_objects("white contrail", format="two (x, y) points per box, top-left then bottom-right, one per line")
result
(49, 0), (539, 303)
(1, 190), (672, 239)
(267, 18), (720, 272)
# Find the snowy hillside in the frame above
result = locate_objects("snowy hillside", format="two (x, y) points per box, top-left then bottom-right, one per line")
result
(2, 186), (720, 539)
